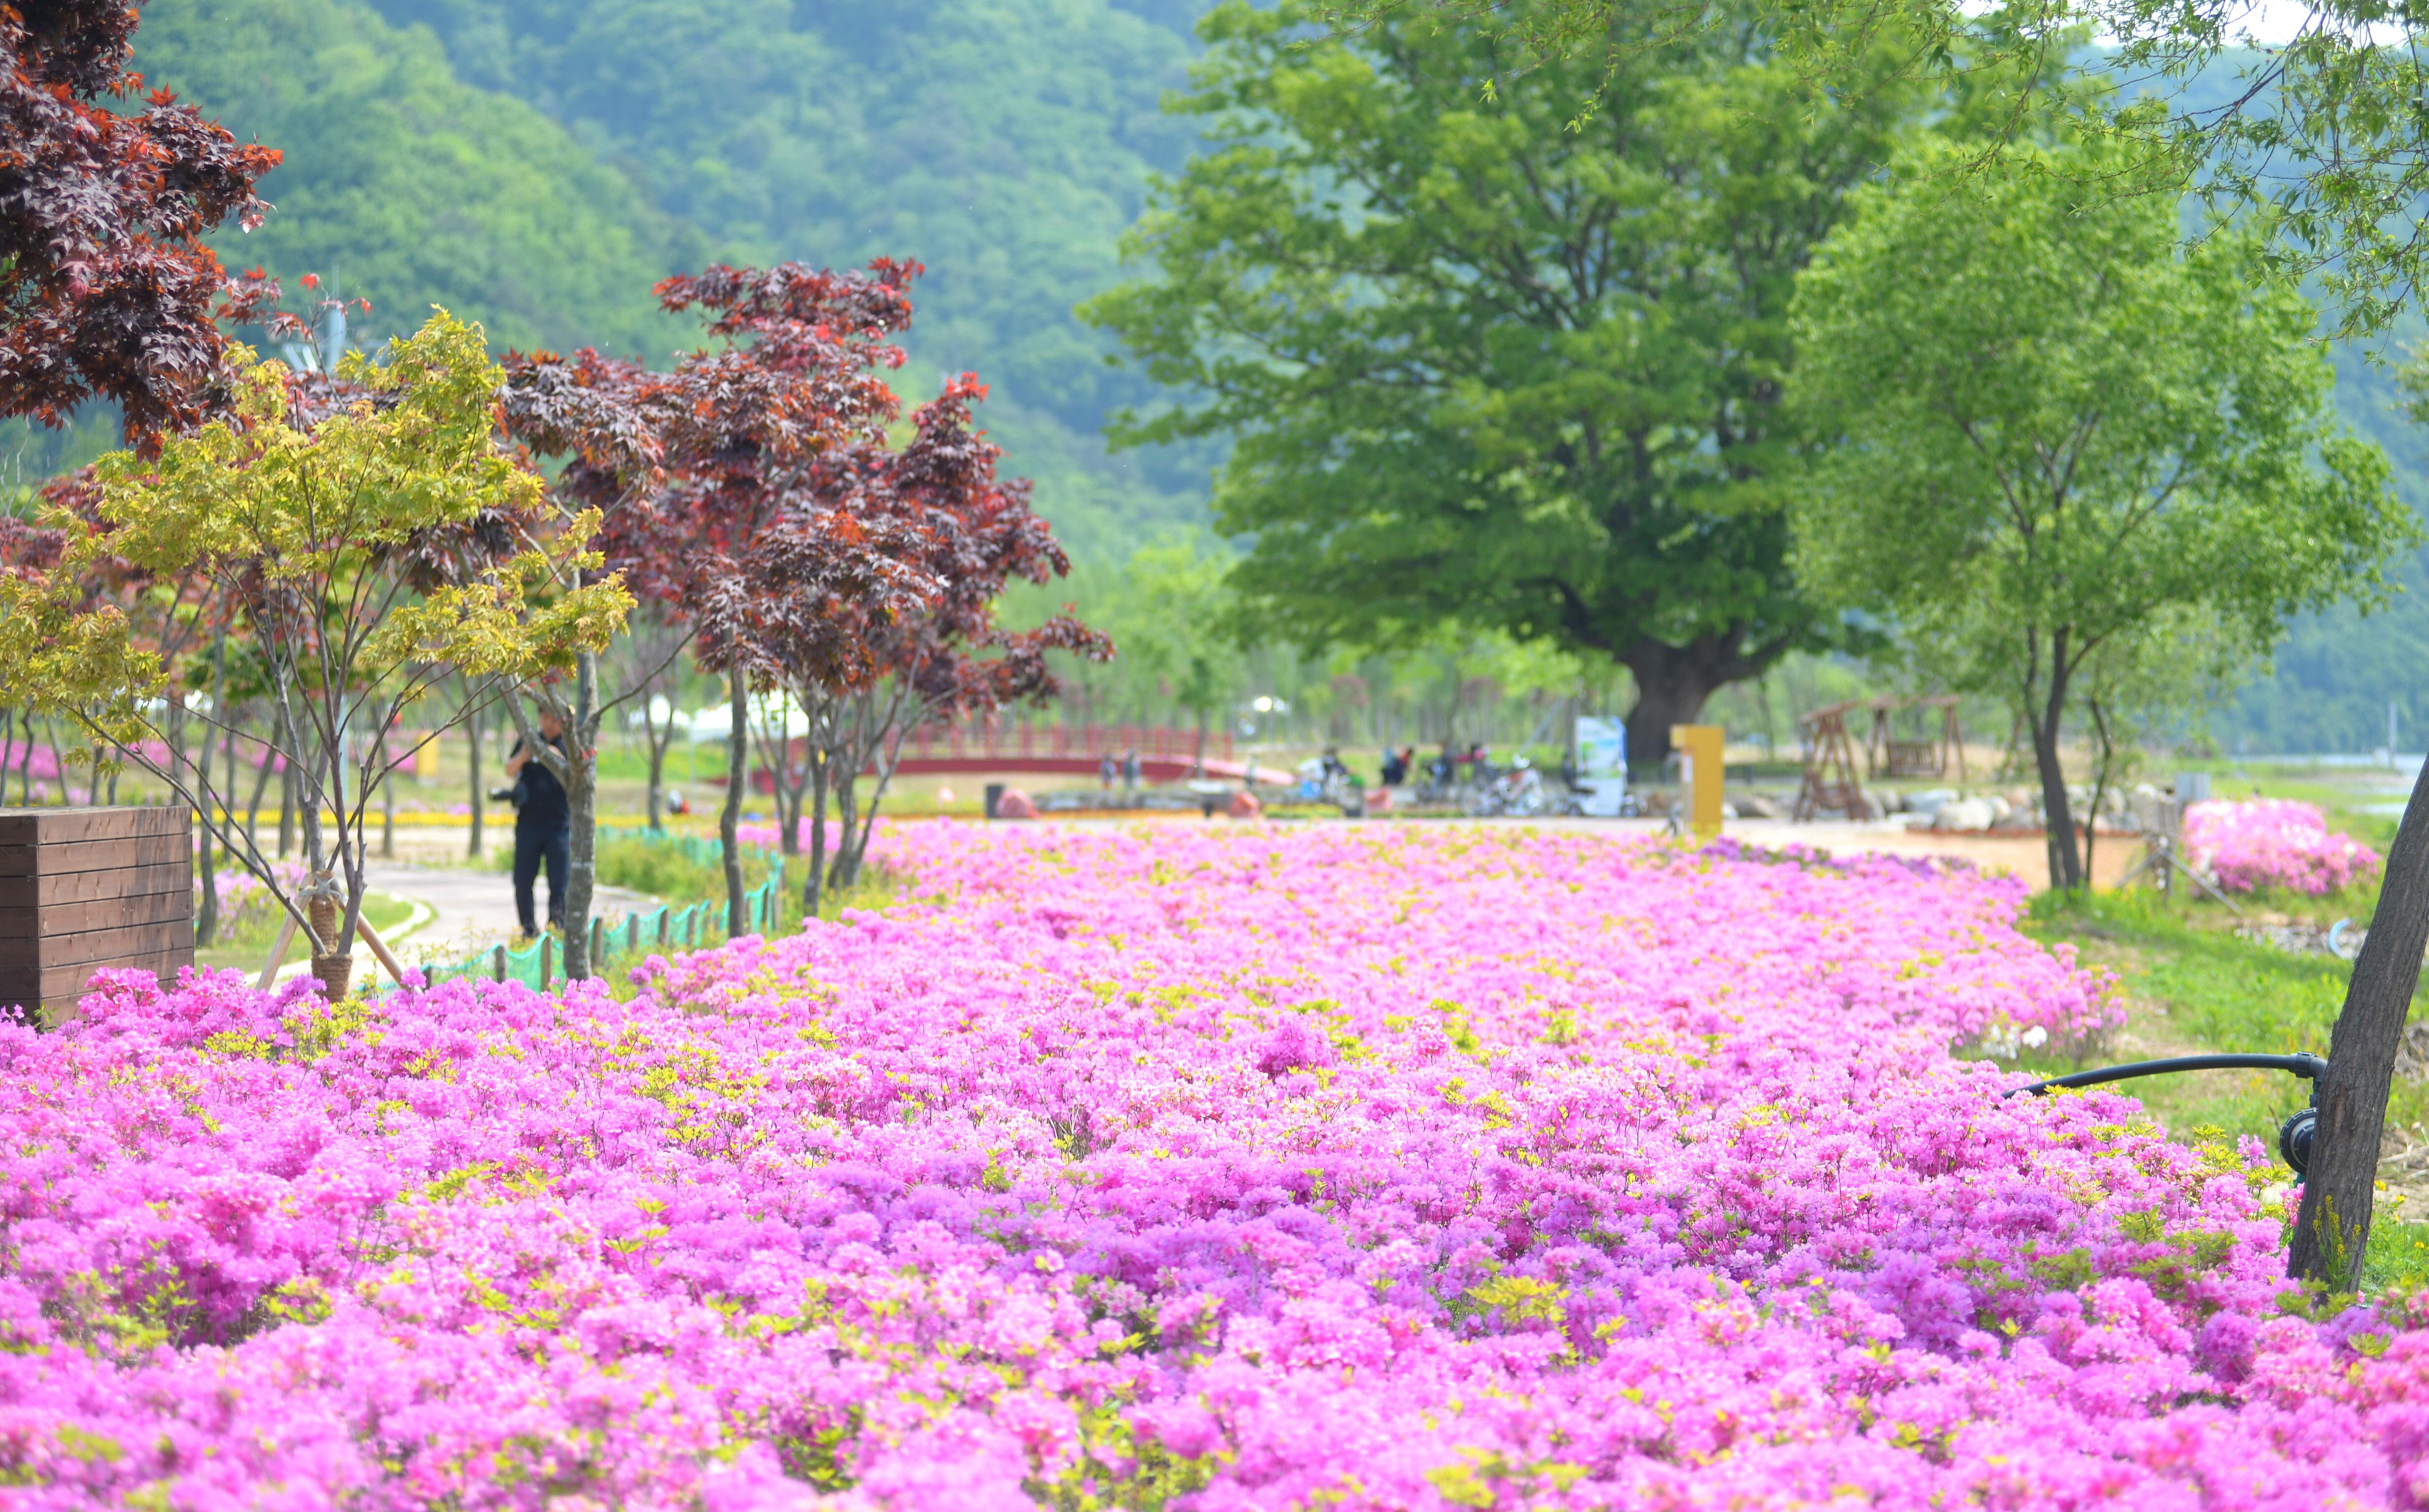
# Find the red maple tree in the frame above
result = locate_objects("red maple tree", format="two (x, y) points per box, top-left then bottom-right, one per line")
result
(779, 375), (1109, 908)
(1, 0), (282, 439)
(499, 259), (938, 962)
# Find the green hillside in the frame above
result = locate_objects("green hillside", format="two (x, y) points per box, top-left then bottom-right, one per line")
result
(139, 0), (694, 359)
(2222, 343), (2429, 756)
(358, 0), (1220, 562)
(5, 0), (1227, 564)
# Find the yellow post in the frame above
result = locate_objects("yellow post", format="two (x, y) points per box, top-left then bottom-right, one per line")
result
(412, 731), (441, 781)
(1670, 724), (1726, 838)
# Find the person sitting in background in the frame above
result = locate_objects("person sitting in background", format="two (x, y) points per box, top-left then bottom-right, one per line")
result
(1380, 747), (1409, 786)
(503, 709), (571, 938)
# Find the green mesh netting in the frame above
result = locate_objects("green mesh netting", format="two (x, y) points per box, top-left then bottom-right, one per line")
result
(416, 840), (785, 991)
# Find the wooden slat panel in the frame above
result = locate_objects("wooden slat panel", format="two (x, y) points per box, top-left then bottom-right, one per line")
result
(45, 958), (193, 1000)
(0, 833), (193, 877)
(0, 807), (189, 851)
(0, 890), (191, 941)
(0, 946), (191, 996)
(0, 939), (191, 978)
(0, 955), (193, 1012)
(0, 862), (192, 910)
(35, 920), (197, 970)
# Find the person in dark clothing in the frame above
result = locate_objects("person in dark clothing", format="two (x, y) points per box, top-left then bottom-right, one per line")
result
(504, 710), (571, 937)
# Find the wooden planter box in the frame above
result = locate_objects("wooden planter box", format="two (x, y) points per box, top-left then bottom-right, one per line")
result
(0, 806), (193, 1024)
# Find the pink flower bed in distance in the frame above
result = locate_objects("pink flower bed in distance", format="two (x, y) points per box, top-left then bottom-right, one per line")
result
(2184, 797), (2382, 895)
(7, 823), (2427, 1508)
(192, 857), (311, 934)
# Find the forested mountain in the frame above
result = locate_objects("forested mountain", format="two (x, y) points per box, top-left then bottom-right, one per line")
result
(0, 0), (700, 479)
(128, 0), (1221, 563)
(2223, 345), (2429, 756)
(359, 0), (1218, 561)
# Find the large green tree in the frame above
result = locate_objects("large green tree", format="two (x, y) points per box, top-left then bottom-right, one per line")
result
(1791, 137), (2413, 890)
(1084, 0), (1922, 764)
(1322, 2), (2429, 337)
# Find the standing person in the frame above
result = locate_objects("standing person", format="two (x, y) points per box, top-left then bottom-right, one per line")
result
(503, 709), (571, 939)
(1122, 748), (1141, 792)
(1099, 752), (1117, 790)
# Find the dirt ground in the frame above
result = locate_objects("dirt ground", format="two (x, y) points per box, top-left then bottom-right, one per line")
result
(1705, 818), (2142, 889)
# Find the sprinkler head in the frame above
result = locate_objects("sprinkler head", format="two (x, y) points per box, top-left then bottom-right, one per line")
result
(2280, 1107), (2317, 1177)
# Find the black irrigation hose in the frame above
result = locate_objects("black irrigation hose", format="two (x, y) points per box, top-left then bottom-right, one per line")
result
(2005, 1053), (2327, 1099)
(2006, 1053), (2328, 1175)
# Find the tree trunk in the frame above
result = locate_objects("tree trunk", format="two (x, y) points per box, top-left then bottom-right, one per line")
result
(43, 721), (65, 804)
(2029, 670), (2084, 891)
(244, 733), (276, 854)
(220, 691), (238, 831)
(560, 651), (601, 980)
(466, 695), (485, 859)
(244, 729), (274, 850)
(219, 682), (239, 920)
(295, 696), (349, 1000)
(564, 750), (598, 979)
(186, 687), (217, 948)
(2083, 696), (2121, 888)
(780, 743), (811, 855)
(805, 744), (828, 920)
(1618, 640), (1732, 776)
(278, 749), (296, 858)
(762, 708), (809, 857)
(830, 767), (859, 895)
(645, 693), (669, 832)
(2289, 751), (2429, 1288)
(839, 719), (911, 889)
(841, 776), (883, 888)
(722, 670), (748, 938)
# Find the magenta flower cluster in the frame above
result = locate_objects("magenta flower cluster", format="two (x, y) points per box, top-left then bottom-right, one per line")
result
(2184, 798), (2381, 896)
(0, 824), (2419, 1509)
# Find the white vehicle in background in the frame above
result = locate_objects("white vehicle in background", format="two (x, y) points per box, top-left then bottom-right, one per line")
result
(1462, 757), (1547, 817)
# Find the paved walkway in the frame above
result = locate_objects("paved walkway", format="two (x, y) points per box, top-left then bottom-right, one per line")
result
(269, 859), (659, 985)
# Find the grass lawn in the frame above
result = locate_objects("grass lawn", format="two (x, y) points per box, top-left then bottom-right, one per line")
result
(2012, 876), (2429, 1288)
(194, 891), (420, 975)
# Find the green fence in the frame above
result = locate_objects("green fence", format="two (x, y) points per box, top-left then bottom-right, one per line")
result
(415, 842), (786, 993)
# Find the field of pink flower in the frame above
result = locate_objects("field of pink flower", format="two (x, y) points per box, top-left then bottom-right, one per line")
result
(4, 823), (2426, 1510)
(2184, 798), (2381, 896)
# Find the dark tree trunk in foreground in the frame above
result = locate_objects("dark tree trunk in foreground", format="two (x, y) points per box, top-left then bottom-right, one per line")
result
(2290, 751), (2429, 1288)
